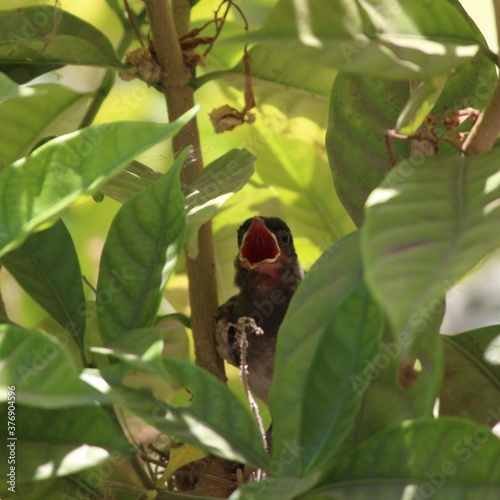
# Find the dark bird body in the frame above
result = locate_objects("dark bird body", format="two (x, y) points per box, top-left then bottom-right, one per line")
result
(215, 216), (304, 403)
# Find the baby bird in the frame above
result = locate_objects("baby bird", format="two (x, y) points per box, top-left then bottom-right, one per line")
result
(215, 216), (304, 404)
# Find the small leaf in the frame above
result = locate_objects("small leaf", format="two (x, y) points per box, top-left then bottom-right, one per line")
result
(96, 150), (187, 344)
(271, 232), (384, 475)
(0, 107), (198, 257)
(2, 219), (86, 352)
(0, 325), (104, 408)
(0, 6), (125, 76)
(158, 444), (206, 482)
(441, 327), (500, 425)
(0, 403), (132, 483)
(0, 83), (89, 166)
(396, 74), (449, 135)
(362, 148), (500, 354)
(184, 149), (255, 259)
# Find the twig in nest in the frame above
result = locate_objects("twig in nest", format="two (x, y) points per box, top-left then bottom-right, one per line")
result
(233, 317), (268, 480)
(123, 0), (145, 47)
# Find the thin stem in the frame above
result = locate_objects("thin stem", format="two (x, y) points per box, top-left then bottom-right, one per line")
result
(143, 0), (226, 382)
(238, 328), (268, 464)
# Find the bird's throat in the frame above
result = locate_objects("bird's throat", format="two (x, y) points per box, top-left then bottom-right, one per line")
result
(239, 217), (280, 269)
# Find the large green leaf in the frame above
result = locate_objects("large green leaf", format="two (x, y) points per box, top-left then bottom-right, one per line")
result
(326, 52), (496, 226)
(2, 219), (86, 352)
(321, 418), (500, 490)
(361, 148), (500, 354)
(0, 6), (124, 82)
(270, 232), (384, 475)
(441, 327), (500, 424)
(0, 107), (197, 257)
(0, 83), (89, 167)
(242, 0), (486, 80)
(0, 325), (104, 408)
(0, 403), (132, 483)
(96, 151), (187, 344)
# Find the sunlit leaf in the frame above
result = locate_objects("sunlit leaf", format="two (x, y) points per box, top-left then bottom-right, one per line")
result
(0, 325), (104, 408)
(396, 74), (449, 135)
(0, 403), (132, 483)
(362, 148), (500, 354)
(0, 107), (198, 257)
(239, 0), (486, 80)
(0, 83), (89, 166)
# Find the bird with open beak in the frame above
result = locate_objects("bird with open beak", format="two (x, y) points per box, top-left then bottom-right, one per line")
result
(215, 216), (304, 404)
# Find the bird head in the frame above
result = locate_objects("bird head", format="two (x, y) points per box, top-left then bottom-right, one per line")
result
(234, 216), (303, 293)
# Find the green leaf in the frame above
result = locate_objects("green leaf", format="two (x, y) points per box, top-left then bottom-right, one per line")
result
(344, 311), (443, 449)
(362, 148), (500, 354)
(271, 232), (384, 475)
(242, 0), (484, 80)
(0, 325), (103, 408)
(96, 150), (187, 344)
(2, 219), (86, 352)
(0, 71), (36, 101)
(184, 149), (255, 259)
(322, 418), (500, 489)
(0, 107), (198, 257)
(396, 74), (449, 135)
(326, 74), (409, 226)
(0, 6), (125, 75)
(0, 83), (89, 166)
(441, 326), (500, 424)
(326, 52), (496, 226)
(100, 160), (161, 203)
(0, 403), (132, 483)
(98, 361), (269, 468)
(93, 328), (172, 381)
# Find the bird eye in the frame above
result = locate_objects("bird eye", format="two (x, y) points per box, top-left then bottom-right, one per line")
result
(281, 233), (290, 244)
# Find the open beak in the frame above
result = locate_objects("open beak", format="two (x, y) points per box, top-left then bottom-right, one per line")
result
(239, 217), (280, 269)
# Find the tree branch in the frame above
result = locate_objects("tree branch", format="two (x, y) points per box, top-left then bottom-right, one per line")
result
(462, 0), (500, 155)
(143, 0), (226, 382)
